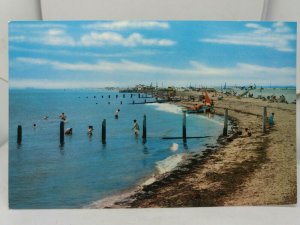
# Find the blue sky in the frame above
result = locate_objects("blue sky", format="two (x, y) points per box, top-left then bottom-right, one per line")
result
(9, 21), (296, 88)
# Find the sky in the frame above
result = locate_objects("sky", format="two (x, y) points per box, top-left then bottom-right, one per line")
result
(9, 21), (297, 89)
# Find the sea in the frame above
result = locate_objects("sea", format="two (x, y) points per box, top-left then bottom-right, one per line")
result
(9, 89), (225, 209)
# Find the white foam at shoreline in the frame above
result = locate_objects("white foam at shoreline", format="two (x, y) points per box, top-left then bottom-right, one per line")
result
(146, 103), (183, 115)
(142, 176), (157, 186)
(140, 153), (185, 186)
(84, 188), (138, 209)
(85, 153), (186, 208)
(155, 153), (185, 174)
(148, 103), (224, 126)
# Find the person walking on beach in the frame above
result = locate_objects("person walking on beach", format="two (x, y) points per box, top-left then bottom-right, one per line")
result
(114, 109), (120, 119)
(132, 119), (140, 136)
(268, 112), (275, 126)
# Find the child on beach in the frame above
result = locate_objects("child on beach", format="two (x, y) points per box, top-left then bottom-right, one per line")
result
(268, 113), (275, 126)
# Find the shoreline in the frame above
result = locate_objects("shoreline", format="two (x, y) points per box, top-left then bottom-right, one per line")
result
(88, 91), (296, 208)
(84, 153), (191, 209)
(87, 96), (239, 208)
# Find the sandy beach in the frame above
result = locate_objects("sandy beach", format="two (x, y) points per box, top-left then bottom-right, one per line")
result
(91, 92), (296, 208)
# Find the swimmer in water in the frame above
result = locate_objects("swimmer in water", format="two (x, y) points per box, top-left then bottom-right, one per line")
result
(132, 119), (140, 136)
(59, 113), (66, 121)
(114, 109), (120, 119)
(65, 128), (73, 135)
(87, 126), (93, 136)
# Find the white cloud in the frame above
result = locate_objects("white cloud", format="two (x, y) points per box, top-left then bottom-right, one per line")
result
(200, 22), (296, 52)
(273, 22), (291, 33)
(10, 46), (162, 58)
(42, 29), (76, 46)
(9, 22), (67, 30)
(16, 57), (295, 80)
(17, 58), (50, 65)
(10, 79), (116, 89)
(10, 29), (175, 47)
(245, 23), (271, 34)
(9, 36), (26, 42)
(83, 21), (169, 30)
(9, 28), (76, 46)
(16, 57), (225, 75)
(80, 32), (175, 47)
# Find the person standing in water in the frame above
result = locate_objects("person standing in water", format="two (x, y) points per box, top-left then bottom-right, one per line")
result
(59, 112), (66, 121)
(87, 126), (93, 136)
(132, 119), (140, 136)
(114, 109), (120, 119)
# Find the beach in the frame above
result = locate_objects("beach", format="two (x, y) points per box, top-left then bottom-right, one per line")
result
(8, 21), (297, 210)
(93, 92), (296, 208)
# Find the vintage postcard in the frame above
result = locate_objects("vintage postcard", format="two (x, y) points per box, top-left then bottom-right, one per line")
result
(9, 21), (296, 209)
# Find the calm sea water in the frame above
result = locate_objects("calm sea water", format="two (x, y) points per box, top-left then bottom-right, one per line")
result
(9, 89), (223, 209)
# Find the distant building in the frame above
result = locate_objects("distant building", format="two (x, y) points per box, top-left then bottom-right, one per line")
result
(135, 84), (145, 91)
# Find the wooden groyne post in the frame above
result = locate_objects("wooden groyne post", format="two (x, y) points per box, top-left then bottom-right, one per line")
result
(17, 125), (22, 144)
(262, 106), (267, 133)
(142, 115), (147, 139)
(60, 121), (64, 145)
(182, 111), (187, 141)
(223, 108), (228, 136)
(102, 119), (106, 144)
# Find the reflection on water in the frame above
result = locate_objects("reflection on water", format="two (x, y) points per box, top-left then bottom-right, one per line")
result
(183, 141), (189, 151)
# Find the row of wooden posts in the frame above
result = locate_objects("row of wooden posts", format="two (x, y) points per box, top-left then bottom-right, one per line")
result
(98, 93), (155, 105)
(102, 93), (149, 99)
(16, 107), (268, 145)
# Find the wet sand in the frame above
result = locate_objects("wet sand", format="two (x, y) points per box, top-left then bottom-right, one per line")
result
(90, 93), (297, 208)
